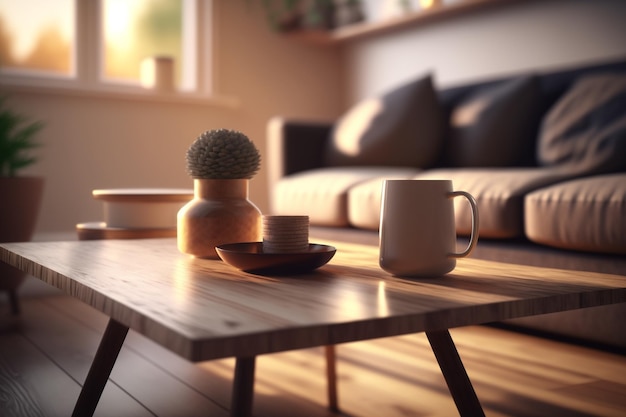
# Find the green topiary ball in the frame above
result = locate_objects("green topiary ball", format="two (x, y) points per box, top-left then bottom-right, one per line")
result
(186, 129), (261, 179)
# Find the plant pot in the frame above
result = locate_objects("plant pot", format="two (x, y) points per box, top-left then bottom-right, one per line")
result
(177, 179), (262, 259)
(0, 176), (45, 312)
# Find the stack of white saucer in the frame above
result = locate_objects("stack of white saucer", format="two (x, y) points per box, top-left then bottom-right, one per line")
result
(76, 188), (193, 240)
(262, 215), (309, 253)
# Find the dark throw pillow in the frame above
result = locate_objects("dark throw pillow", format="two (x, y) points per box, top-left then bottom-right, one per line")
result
(324, 74), (444, 168)
(446, 75), (541, 167)
(538, 73), (626, 174)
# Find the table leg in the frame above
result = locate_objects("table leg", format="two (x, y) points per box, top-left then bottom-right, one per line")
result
(72, 318), (129, 417)
(325, 345), (339, 412)
(426, 330), (485, 417)
(231, 356), (256, 417)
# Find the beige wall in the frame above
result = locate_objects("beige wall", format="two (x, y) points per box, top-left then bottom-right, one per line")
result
(8, 0), (344, 234)
(344, 0), (626, 101)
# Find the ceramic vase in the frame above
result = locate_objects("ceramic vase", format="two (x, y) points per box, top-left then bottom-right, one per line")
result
(177, 179), (261, 259)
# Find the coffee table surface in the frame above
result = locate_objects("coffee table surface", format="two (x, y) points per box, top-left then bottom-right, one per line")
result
(1, 238), (625, 362)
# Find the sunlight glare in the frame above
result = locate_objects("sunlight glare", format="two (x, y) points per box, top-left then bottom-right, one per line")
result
(105, 0), (133, 45)
(377, 281), (389, 316)
(334, 98), (383, 156)
(0, 0), (73, 61)
(451, 97), (490, 127)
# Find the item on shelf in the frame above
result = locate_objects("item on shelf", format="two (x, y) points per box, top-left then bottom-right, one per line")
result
(334, 0), (365, 27)
(140, 56), (175, 92)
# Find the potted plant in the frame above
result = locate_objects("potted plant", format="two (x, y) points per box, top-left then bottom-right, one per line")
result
(177, 129), (262, 259)
(0, 96), (45, 314)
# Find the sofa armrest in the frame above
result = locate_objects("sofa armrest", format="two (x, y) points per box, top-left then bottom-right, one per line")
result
(266, 117), (333, 187)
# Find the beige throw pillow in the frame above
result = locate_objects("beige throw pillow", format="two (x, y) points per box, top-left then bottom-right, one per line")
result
(325, 74), (444, 168)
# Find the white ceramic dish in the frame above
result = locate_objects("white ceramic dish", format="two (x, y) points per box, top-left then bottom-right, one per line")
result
(93, 188), (193, 229)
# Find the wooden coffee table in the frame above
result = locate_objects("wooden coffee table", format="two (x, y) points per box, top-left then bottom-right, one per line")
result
(1, 238), (625, 417)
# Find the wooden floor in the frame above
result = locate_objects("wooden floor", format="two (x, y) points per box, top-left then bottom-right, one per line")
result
(1, 279), (625, 417)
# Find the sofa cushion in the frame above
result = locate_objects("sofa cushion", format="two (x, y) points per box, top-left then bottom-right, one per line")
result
(346, 168), (423, 230)
(446, 75), (541, 167)
(525, 173), (626, 254)
(414, 168), (574, 238)
(271, 167), (421, 227)
(325, 74), (444, 168)
(538, 73), (626, 173)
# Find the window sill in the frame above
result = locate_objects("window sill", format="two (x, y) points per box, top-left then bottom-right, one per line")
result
(2, 78), (240, 108)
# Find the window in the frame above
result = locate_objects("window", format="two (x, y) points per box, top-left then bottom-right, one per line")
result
(0, 0), (209, 96)
(0, 0), (75, 77)
(102, 0), (197, 91)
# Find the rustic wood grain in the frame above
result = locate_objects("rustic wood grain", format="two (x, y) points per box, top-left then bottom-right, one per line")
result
(0, 336), (49, 417)
(1, 238), (624, 363)
(0, 328), (151, 417)
(6, 295), (229, 417)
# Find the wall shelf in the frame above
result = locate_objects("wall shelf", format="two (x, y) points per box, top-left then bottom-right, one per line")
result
(290, 0), (529, 45)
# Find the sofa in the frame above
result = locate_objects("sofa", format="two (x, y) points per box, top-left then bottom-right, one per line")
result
(267, 57), (626, 350)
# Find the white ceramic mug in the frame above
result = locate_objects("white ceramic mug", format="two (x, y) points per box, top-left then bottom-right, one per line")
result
(379, 179), (479, 277)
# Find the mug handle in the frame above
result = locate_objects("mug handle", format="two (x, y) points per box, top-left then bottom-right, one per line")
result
(447, 191), (479, 258)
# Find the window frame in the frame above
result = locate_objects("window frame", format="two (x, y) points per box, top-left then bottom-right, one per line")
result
(0, 0), (224, 104)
